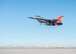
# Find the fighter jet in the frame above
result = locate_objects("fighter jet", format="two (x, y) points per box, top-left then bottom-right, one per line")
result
(28, 15), (64, 26)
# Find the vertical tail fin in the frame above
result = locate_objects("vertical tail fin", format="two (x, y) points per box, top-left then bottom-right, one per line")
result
(57, 16), (64, 22)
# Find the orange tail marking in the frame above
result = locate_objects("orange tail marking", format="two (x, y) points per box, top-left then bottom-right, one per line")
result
(57, 16), (64, 22)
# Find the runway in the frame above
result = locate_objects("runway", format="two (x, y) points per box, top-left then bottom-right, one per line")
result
(0, 48), (76, 54)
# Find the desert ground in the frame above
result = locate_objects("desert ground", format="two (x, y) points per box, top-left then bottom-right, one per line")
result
(0, 48), (76, 54)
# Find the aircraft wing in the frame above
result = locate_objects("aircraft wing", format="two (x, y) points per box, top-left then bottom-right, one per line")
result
(28, 16), (51, 24)
(28, 16), (50, 20)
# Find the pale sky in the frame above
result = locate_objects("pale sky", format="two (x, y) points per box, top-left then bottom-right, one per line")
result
(0, 0), (76, 46)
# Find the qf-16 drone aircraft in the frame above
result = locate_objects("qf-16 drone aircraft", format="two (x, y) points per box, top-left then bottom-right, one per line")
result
(28, 15), (64, 26)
